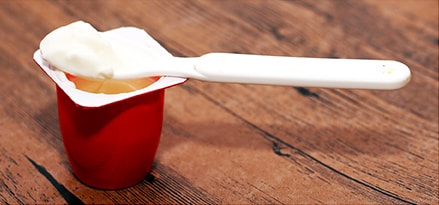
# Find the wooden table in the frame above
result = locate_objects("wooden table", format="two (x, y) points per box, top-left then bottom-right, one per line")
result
(0, 0), (437, 204)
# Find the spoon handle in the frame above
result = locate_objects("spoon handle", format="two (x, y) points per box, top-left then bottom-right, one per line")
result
(192, 53), (411, 90)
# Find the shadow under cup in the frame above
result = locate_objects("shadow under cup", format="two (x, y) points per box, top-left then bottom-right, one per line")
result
(56, 86), (165, 189)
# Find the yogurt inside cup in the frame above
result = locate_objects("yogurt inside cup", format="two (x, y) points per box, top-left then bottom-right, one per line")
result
(33, 21), (186, 189)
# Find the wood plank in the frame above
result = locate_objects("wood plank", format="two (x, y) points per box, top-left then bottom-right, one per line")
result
(0, 0), (437, 204)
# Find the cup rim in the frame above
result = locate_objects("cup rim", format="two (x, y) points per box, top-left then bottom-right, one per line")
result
(33, 26), (187, 108)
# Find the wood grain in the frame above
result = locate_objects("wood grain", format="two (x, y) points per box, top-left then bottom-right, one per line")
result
(0, 0), (437, 204)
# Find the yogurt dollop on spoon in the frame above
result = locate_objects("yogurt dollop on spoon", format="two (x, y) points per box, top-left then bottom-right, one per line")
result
(40, 21), (165, 79)
(40, 21), (411, 90)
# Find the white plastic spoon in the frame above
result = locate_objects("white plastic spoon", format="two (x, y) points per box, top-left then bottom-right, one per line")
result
(39, 21), (411, 90)
(108, 53), (411, 90)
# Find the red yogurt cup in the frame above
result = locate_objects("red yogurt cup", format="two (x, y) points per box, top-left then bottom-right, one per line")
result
(33, 26), (187, 189)
(56, 86), (165, 189)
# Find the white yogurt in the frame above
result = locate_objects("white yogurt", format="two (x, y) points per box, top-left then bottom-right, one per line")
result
(40, 21), (161, 79)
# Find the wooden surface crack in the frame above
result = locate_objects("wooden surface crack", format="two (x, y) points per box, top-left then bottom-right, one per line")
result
(25, 155), (84, 205)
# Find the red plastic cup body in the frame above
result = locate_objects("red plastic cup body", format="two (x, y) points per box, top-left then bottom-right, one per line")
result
(56, 86), (164, 189)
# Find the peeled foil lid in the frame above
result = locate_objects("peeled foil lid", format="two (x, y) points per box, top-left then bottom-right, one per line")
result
(33, 27), (187, 108)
